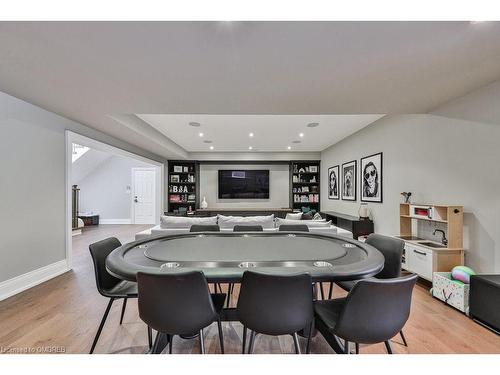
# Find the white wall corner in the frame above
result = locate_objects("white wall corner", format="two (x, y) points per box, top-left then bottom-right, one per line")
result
(0, 260), (70, 301)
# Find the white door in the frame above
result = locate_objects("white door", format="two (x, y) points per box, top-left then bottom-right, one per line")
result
(132, 168), (156, 224)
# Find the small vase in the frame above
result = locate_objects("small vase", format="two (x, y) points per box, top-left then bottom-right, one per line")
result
(201, 196), (208, 209)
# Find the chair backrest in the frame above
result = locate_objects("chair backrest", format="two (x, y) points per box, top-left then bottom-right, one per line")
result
(237, 271), (313, 335)
(334, 274), (418, 344)
(137, 271), (218, 335)
(233, 225), (264, 232)
(365, 234), (404, 279)
(189, 224), (220, 232)
(88, 237), (123, 296)
(278, 224), (310, 232)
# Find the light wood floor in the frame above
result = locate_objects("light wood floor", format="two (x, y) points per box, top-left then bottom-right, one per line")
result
(0, 224), (498, 354)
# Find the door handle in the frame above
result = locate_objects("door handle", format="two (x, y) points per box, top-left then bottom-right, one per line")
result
(413, 250), (426, 256)
(134, 198), (138, 203)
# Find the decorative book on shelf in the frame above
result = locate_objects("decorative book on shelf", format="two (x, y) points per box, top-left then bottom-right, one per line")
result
(290, 161), (320, 212)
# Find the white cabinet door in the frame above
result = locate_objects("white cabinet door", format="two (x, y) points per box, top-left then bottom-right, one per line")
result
(406, 244), (433, 281)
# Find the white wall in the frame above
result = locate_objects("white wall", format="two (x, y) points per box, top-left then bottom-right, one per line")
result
(77, 155), (153, 223)
(320, 114), (500, 273)
(72, 148), (111, 184)
(199, 164), (290, 209)
(0, 91), (166, 286)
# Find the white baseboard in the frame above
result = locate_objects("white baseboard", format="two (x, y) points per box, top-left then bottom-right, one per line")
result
(99, 219), (132, 224)
(0, 260), (70, 301)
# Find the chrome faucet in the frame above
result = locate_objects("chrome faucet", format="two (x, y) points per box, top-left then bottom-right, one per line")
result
(433, 229), (448, 246)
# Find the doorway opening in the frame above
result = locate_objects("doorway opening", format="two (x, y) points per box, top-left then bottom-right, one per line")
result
(65, 131), (163, 269)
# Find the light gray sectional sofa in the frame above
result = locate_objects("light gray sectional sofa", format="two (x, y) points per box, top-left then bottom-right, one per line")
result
(135, 214), (353, 240)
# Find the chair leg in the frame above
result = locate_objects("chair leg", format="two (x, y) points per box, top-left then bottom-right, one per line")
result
(248, 330), (256, 354)
(119, 298), (127, 325)
(169, 335), (173, 354)
(199, 329), (205, 354)
(328, 282), (333, 299)
(89, 297), (115, 354)
(242, 326), (247, 354)
(344, 340), (350, 354)
(399, 330), (408, 346)
(226, 283), (234, 308)
(319, 283), (325, 300)
(151, 332), (162, 354)
(292, 332), (301, 354)
(355, 343), (359, 354)
(384, 340), (393, 354)
(147, 326), (153, 349)
(217, 318), (225, 354)
(305, 321), (313, 354)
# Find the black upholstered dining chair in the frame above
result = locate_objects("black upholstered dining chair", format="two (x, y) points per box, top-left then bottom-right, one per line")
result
(88, 237), (152, 354)
(189, 224), (220, 232)
(137, 271), (226, 354)
(336, 233), (409, 349)
(315, 274), (418, 354)
(237, 271), (314, 354)
(278, 224), (310, 232)
(233, 225), (264, 232)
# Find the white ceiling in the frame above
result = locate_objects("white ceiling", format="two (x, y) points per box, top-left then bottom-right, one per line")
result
(137, 114), (384, 152)
(0, 22), (500, 157)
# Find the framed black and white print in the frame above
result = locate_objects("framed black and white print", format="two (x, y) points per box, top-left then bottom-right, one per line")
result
(361, 152), (383, 203)
(342, 160), (357, 201)
(328, 165), (340, 200)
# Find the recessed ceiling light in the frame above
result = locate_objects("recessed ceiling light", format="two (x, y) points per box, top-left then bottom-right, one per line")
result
(248, 146), (253, 150)
(287, 146), (291, 150)
(199, 132), (204, 137)
(203, 140), (212, 144)
(189, 122), (201, 127)
(299, 133), (304, 138)
(249, 132), (254, 137)
(307, 122), (319, 128)
(209, 146), (214, 150)
(292, 140), (301, 144)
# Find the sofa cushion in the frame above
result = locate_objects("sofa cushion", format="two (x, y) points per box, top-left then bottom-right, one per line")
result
(301, 211), (314, 220)
(313, 212), (323, 220)
(285, 212), (303, 220)
(160, 215), (218, 229)
(217, 214), (275, 229)
(275, 218), (331, 228)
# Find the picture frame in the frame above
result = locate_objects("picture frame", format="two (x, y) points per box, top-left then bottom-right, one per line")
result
(342, 160), (357, 201)
(183, 166), (189, 173)
(328, 165), (340, 200)
(361, 152), (383, 203)
(173, 165), (183, 173)
(170, 175), (180, 183)
(309, 166), (318, 173)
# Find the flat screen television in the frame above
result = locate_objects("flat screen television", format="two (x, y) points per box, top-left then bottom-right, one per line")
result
(218, 170), (269, 199)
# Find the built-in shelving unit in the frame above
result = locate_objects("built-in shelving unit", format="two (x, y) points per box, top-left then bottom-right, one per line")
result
(290, 161), (320, 212)
(167, 160), (199, 214)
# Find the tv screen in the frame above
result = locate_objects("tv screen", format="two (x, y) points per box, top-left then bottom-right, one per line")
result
(218, 170), (270, 199)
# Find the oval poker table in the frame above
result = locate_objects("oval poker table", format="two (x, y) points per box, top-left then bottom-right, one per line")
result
(106, 231), (384, 353)
(106, 231), (384, 283)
